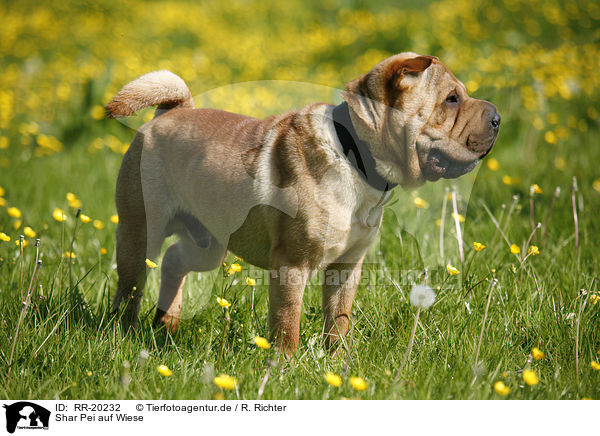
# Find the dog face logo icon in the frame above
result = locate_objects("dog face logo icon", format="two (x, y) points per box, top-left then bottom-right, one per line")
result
(3, 402), (50, 433)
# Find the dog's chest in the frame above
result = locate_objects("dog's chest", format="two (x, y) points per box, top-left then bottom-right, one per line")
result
(312, 168), (388, 267)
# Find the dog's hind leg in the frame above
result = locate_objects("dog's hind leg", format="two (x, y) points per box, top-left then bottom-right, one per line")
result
(153, 233), (226, 332)
(112, 134), (163, 330)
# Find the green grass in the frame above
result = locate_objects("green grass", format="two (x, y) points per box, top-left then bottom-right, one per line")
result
(1, 97), (599, 400)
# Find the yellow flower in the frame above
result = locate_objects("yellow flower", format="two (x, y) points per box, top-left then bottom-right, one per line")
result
(7, 206), (21, 218)
(157, 364), (173, 377)
(110, 214), (119, 224)
(531, 347), (545, 360)
(544, 131), (557, 144)
(254, 336), (271, 350)
(502, 175), (513, 185)
(531, 184), (542, 194)
(16, 239), (28, 247)
(413, 196), (429, 209)
(245, 277), (256, 286)
(452, 212), (465, 223)
(87, 371), (93, 376)
(554, 157), (567, 170)
(510, 244), (521, 254)
(522, 369), (539, 386)
(80, 214), (91, 223)
(90, 105), (106, 120)
(0, 186), (4, 196)
(23, 226), (36, 238)
(0, 197), (6, 207)
(446, 264), (460, 275)
(13, 220), (22, 230)
(493, 381), (510, 396)
(486, 157), (499, 171)
(325, 372), (342, 387)
(594, 179), (600, 193)
(349, 376), (367, 391)
(100, 247), (108, 255)
(590, 294), (599, 305)
(227, 263), (242, 275)
(213, 374), (236, 390)
(145, 258), (158, 268)
(0, 232), (11, 242)
(216, 297), (231, 308)
(66, 192), (82, 208)
(68, 197), (82, 208)
(473, 242), (486, 252)
(591, 361), (600, 371)
(53, 208), (67, 222)
(528, 245), (540, 256)
(63, 251), (76, 259)
(93, 220), (105, 229)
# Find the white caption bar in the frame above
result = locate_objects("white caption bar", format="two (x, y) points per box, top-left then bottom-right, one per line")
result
(1, 400), (595, 435)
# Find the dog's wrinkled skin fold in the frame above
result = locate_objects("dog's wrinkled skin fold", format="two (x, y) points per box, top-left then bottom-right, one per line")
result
(107, 53), (499, 354)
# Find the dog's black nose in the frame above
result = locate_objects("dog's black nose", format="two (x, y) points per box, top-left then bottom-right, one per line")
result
(490, 112), (501, 129)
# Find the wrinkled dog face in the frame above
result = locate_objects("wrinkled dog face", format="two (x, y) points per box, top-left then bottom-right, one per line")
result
(343, 52), (500, 187)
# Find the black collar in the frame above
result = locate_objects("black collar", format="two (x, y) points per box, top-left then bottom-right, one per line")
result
(332, 102), (397, 192)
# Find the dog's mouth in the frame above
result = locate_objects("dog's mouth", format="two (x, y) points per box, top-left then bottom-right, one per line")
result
(420, 148), (479, 181)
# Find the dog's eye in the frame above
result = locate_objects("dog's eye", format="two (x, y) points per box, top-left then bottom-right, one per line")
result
(445, 92), (459, 104)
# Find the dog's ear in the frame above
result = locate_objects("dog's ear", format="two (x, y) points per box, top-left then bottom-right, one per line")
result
(384, 55), (437, 106)
(342, 72), (386, 134)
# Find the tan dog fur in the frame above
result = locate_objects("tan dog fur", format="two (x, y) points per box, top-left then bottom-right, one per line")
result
(107, 53), (499, 354)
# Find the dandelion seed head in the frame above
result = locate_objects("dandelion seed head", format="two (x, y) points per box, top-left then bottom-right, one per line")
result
(409, 284), (436, 309)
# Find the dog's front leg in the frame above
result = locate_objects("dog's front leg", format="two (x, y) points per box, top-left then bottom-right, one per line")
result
(268, 264), (309, 356)
(321, 258), (364, 351)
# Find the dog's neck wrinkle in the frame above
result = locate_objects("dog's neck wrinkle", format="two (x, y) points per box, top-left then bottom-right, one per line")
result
(332, 102), (397, 192)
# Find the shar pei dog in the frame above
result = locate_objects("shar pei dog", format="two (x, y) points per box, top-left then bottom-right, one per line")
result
(106, 52), (500, 354)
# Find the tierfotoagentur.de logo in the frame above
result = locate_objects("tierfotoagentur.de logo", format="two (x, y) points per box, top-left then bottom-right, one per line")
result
(2, 402), (50, 434)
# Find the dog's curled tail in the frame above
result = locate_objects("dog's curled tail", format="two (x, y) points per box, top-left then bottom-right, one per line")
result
(105, 70), (194, 118)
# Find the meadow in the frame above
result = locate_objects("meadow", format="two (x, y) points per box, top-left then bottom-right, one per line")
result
(1, 0), (599, 400)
